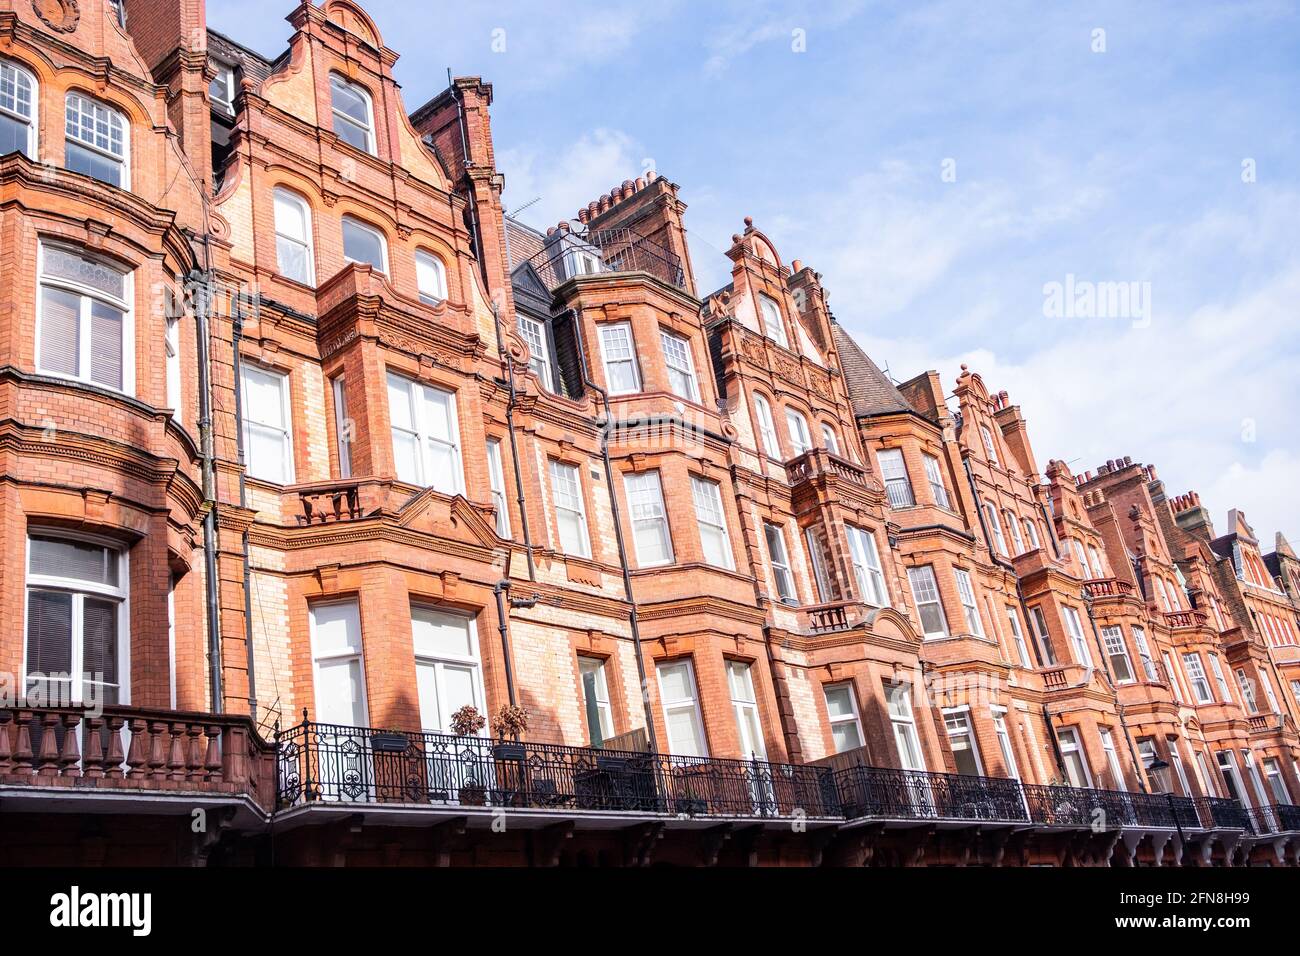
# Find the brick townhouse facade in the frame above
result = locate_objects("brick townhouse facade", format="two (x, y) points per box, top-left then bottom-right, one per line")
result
(0, 0), (1298, 867)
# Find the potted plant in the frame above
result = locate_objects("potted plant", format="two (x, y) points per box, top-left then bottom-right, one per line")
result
(492, 705), (529, 760)
(450, 705), (487, 806)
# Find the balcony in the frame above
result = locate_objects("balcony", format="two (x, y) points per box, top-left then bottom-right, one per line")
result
(1023, 783), (1201, 829)
(1164, 609), (1209, 630)
(1244, 803), (1300, 835)
(833, 766), (1028, 823)
(1082, 578), (1136, 600)
(784, 448), (872, 490)
(0, 706), (275, 809)
(277, 720), (838, 819)
(524, 228), (686, 292)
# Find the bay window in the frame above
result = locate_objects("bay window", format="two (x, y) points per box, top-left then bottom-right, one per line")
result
(625, 470), (673, 566)
(37, 244), (132, 393)
(846, 525), (888, 607)
(907, 565), (948, 639)
(764, 522), (797, 604)
(598, 322), (641, 394)
(1061, 606), (1092, 667)
(0, 59), (37, 158)
(953, 568), (984, 637)
(415, 250), (447, 304)
(342, 216), (387, 272)
(923, 453), (950, 508)
(386, 371), (462, 493)
(659, 329), (699, 402)
(25, 534), (127, 706)
(877, 448), (915, 507)
(1102, 626), (1135, 683)
(65, 92), (127, 187)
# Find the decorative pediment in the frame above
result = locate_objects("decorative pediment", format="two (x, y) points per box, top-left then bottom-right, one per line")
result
(395, 488), (502, 550)
(862, 606), (922, 645)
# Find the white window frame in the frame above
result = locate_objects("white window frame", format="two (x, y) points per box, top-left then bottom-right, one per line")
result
(1236, 668), (1258, 713)
(164, 308), (181, 416)
(209, 62), (235, 111)
(486, 438), (510, 537)
(1208, 652), (1232, 702)
(0, 58), (38, 159)
(549, 459), (592, 559)
(272, 187), (315, 285)
(385, 371), (463, 494)
(764, 522), (798, 604)
(923, 452), (950, 509)
(980, 424), (999, 465)
(1061, 606), (1092, 668)
(240, 364), (294, 484)
(907, 565), (949, 639)
(36, 243), (135, 395)
(821, 423), (841, 456)
(1100, 727), (1126, 790)
(329, 72), (376, 155)
(943, 707), (984, 776)
(953, 568), (985, 637)
(411, 605), (486, 736)
(1259, 669), (1281, 713)
(1005, 509), (1024, 554)
(1086, 545), (1104, 578)
(785, 407), (812, 456)
(728, 660), (767, 759)
(309, 599), (369, 729)
(823, 681), (864, 754)
(847, 525), (888, 607)
(757, 293), (788, 347)
(1006, 606), (1033, 668)
(983, 502), (1009, 556)
(1102, 626), (1135, 684)
(659, 328), (700, 402)
(1180, 654), (1213, 705)
(1165, 651), (1187, 702)
(517, 314), (553, 391)
(887, 683), (926, 771)
(625, 470), (673, 567)
(578, 655), (614, 744)
(657, 659), (708, 757)
(1023, 518), (1041, 550)
(1132, 625), (1158, 681)
(23, 532), (130, 707)
(992, 707), (1022, 780)
(598, 321), (641, 395)
(1030, 605), (1056, 665)
(753, 393), (780, 457)
(691, 476), (734, 571)
(877, 448), (915, 508)
(341, 215), (388, 273)
(415, 249), (448, 305)
(331, 374), (351, 478)
(1057, 727), (1092, 788)
(65, 91), (129, 188)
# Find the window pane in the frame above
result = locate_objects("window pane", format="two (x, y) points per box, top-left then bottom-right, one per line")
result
(39, 286), (80, 376)
(342, 219), (385, 269)
(412, 606), (473, 658)
(43, 247), (126, 299)
(29, 537), (115, 585)
(82, 596), (119, 686)
(26, 589), (73, 676)
(89, 299), (124, 390)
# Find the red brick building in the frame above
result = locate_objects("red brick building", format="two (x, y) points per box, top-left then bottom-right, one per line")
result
(0, 0), (1297, 867)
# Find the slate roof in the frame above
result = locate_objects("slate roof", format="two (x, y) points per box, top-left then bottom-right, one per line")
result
(832, 322), (914, 417)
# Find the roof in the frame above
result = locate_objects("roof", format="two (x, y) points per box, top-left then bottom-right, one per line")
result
(832, 323), (915, 417)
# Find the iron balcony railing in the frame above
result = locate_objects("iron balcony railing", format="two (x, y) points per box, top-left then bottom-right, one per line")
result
(1243, 803), (1300, 834)
(277, 720), (838, 818)
(523, 228), (686, 291)
(1023, 783), (1200, 830)
(833, 766), (1029, 823)
(276, 719), (1257, 833)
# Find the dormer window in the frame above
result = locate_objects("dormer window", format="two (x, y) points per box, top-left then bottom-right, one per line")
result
(517, 314), (553, 390)
(65, 93), (127, 188)
(330, 73), (375, 155)
(758, 294), (788, 348)
(980, 424), (999, 465)
(566, 248), (602, 277)
(209, 62), (236, 112)
(0, 60), (37, 158)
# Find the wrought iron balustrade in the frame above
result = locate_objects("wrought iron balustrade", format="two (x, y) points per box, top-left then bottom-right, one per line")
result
(276, 720), (838, 818)
(1194, 796), (1251, 831)
(1023, 783), (1202, 829)
(1243, 803), (1300, 834)
(832, 765), (1029, 823)
(523, 227), (685, 291)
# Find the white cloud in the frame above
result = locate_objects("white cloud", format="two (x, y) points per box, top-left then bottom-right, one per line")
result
(498, 129), (647, 230)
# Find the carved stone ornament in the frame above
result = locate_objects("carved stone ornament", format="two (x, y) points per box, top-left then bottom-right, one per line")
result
(33, 0), (80, 33)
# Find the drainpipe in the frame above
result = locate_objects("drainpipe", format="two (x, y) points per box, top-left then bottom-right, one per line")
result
(1042, 705), (1068, 781)
(492, 580), (537, 708)
(490, 302), (536, 581)
(569, 310), (659, 753)
(190, 242), (223, 714)
(231, 295), (258, 722)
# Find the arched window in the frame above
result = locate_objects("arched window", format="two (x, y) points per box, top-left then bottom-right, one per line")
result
(0, 59), (37, 158)
(37, 243), (132, 394)
(329, 73), (375, 154)
(785, 407), (812, 456)
(341, 215), (388, 272)
(753, 394), (779, 458)
(273, 187), (315, 285)
(820, 423), (840, 455)
(415, 249), (447, 304)
(65, 92), (128, 187)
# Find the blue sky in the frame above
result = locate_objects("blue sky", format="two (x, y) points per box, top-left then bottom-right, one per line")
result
(210, 0), (1300, 545)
